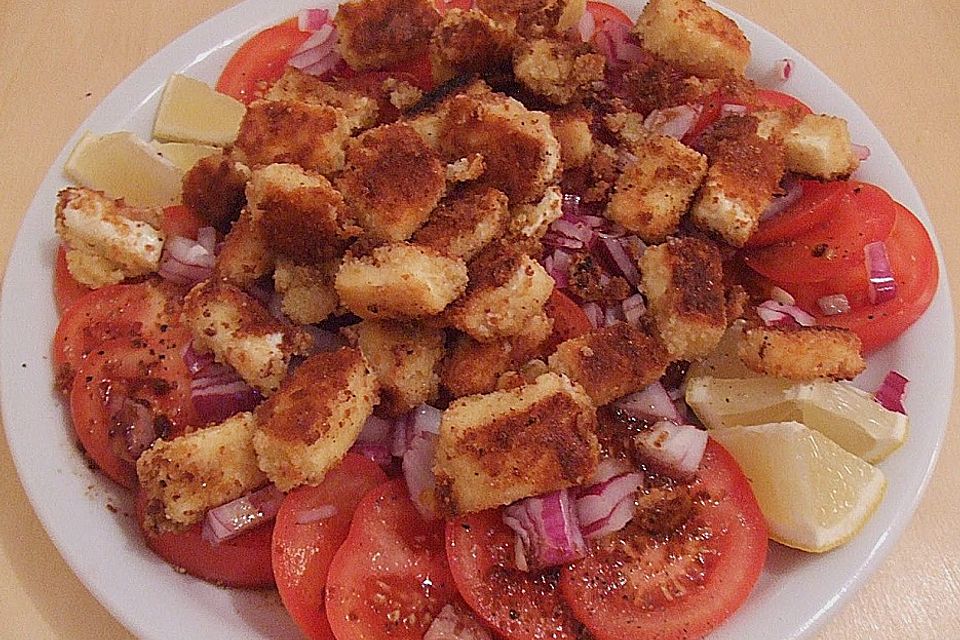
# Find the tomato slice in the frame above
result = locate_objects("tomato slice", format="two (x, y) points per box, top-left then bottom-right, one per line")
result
(541, 289), (593, 355)
(273, 455), (389, 640)
(216, 18), (312, 104)
(135, 491), (275, 588)
(742, 182), (899, 284)
(434, 0), (474, 15)
(754, 89), (813, 114)
(326, 480), (458, 640)
(159, 204), (204, 239)
(746, 180), (854, 248)
(587, 0), (633, 29)
(53, 245), (93, 314)
(446, 510), (589, 640)
(683, 90), (812, 146)
(559, 439), (767, 640)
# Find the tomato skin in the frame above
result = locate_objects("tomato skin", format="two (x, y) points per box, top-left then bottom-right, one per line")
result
(746, 180), (853, 248)
(684, 90), (812, 145)
(54, 245), (92, 314)
(559, 439), (767, 640)
(159, 204), (204, 239)
(273, 455), (388, 640)
(326, 479), (458, 640)
(541, 289), (593, 354)
(216, 18), (312, 104)
(754, 89), (813, 114)
(587, 0), (633, 28)
(446, 510), (588, 640)
(135, 492), (275, 588)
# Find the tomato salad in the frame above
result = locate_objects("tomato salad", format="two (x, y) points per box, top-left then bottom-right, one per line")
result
(51, 1), (936, 639)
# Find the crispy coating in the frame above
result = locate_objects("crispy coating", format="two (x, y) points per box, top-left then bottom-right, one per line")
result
(273, 257), (339, 325)
(335, 243), (469, 319)
(738, 326), (866, 381)
(180, 154), (251, 233)
(509, 186), (563, 239)
(634, 0), (750, 78)
(430, 9), (515, 83)
(640, 237), (727, 359)
(334, 0), (440, 71)
(547, 321), (670, 405)
(137, 412), (265, 532)
(475, 0), (586, 36)
(512, 38), (605, 105)
(784, 114), (860, 180)
(214, 208), (274, 286)
(434, 371), (599, 515)
(445, 153), (487, 183)
(266, 67), (379, 130)
(606, 133), (707, 242)
(235, 99), (350, 174)
(550, 105), (594, 168)
(614, 58), (716, 115)
(413, 186), (508, 260)
(253, 348), (379, 490)
(337, 123), (446, 242)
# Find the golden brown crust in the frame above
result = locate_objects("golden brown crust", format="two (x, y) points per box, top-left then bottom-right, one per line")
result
(266, 67), (379, 130)
(214, 208), (274, 286)
(181, 154), (251, 232)
(413, 186), (508, 260)
(334, 0), (440, 71)
(512, 38), (605, 105)
(430, 8), (515, 83)
(738, 325), (866, 381)
(549, 105), (594, 168)
(475, 0), (582, 36)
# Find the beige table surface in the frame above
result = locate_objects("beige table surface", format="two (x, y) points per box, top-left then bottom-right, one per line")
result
(1, 1), (958, 638)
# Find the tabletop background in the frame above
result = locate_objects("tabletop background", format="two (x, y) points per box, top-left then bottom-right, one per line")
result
(0, 0), (957, 638)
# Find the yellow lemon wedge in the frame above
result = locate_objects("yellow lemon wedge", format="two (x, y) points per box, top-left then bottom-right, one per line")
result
(152, 141), (222, 172)
(685, 376), (797, 429)
(710, 422), (886, 553)
(152, 74), (246, 146)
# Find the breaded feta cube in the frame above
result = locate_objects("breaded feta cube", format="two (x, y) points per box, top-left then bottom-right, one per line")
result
(247, 163), (347, 263)
(634, 0), (750, 78)
(337, 123), (446, 242)
(180, 154), (252, 232)
(434, 371), (599, 515)
(606, 134), (707, 242)
(55, 187), (165, 288)
(235, 99), (350, 175)
(783, 114), (860, 180)
(445, 153), (487, 183)
(253, 348), (379, 491)
(273, 257), (339, 325)
(550, 106), (594, 168)
(347, 320), (445, 416)
(476, 0), (586, 36)
(449, 240), (555, 341)
(548, 321), (670, 405)
(512, 38), (605, 106)
(413, 186), (508, 261)
(334, 0), (440, 71)
(640, 237), (727, 359)
(738, 326), (866, 381)
(430, 9), (514, 83)
(266, 67), (379, 130)
(509, 186), (563, 239)
(335, 243), (469, 319)
(214, 208), (274, 286)
(137, 412), (266, 532)
(690, 115), (785, 246)
(182, 280), (312, 394)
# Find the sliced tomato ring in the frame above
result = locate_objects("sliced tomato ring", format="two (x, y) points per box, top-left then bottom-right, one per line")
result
(216, 18), (312, 104)
(540, 289), (593, 355)
(754, 88), (813, 114)
(158, 204), (204, 239)
(746, 180), (855, 248)
(586, 0), (633, 28)
(53, 245), (93, 314)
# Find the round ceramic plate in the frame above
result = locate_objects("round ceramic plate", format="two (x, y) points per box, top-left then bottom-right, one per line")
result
(0, 1), (954, 639)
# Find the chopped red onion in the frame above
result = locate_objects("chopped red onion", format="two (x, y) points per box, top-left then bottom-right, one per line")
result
(297, 8), (330, 32)
(301, 324), (346, 352)
(158, 235), (215, 286)
(864, 241), (897, 304)
(720, 103), (748, 116)
(357, 414), (394, 444)
(574, 471), (643, 539)
(817, 293), (851, 316)
(581, 301), (603, 329)
(769, 285), (796, 306)
(603, 304), (625, 327)
(776, 58), (794, 81)
(424, 605), (493, 640)
(202, 485), (285, 544)
(295, 504), (337, 525)
(588, 457), (634, 484)
(400, 405), (443, 519)
(600, 237), (639, 287)
(289, 18), (341, 78)
(561, 193), (583, 217)
(621, 293), (646, 325)
(547, 248), (573, 289)
(852, 143), (871, 161)
(614, 382), (682, 423)
(503, 489), (587, 571)
(577, 10), (596, 42)
(186, 343), (262, 423)
(197, 226), (217, 254)
(643, 105), (701, 140)
(874, 371), (908, 415)
(633, 421), (708, 480)
(757, 300), (817, 327)
(552, 219), (595, 245)
(350, 442), (393, 468)
(760, 177), (803, 222)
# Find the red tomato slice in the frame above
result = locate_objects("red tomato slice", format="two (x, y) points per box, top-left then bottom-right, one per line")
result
(434, 0), (474, 15)
(746, 180), (854, 248)
(754, 89), (813, 114)
(216, 18), (312, 104)
(559, 439), (767, 640)
(785, 201), (939, 352)
(683, 90), (812, 145)
(541, 289), (593, 355)
(53, 245), (92, 314)
(273, 455), (389, 640)
(159, 204), (204, 239)
(135, 492), (275, 588)
(326, 480), (458, 640)
(446, 510), (589, 640)
(587, 0), (633, 28)
(742, 182), (898, 284)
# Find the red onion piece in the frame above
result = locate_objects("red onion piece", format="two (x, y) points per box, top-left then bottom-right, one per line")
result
(577, 10), (596, 42)
(159, 235), (215, 286)
(760, 177), (803, 222)
(357, 414), (394, 445)
(301, 324), (346, 352)
(561, 193), (582, 216)
(643, 105), (701, 139)
(297, 8), (330, 32)
(295, 504), (337, 525)
(621, 293), (646, 326)
(817, 293), (851, 316)
(289, 21), (341, 78)
(581, 301), (603, 329)
(575, 472), (643, 539)
(588, 457), (634, 484)
(874, 371), (908, 415)
(502, 489), (587, 571)
(400, 405), (443, 519)
(197, 226), (217, 254)
(350, 442), (393, 468)
(852, 143), (871, 161)
(614, 382), (682, 423)
(757, 300), (817, 327)
(777, 58), (794, 81)
(552, 219), (595, 245)
(547, 248), (573, 289)
(864, 241), (897, 304)
(600, 237), (639, 287)
(186, 344), (262, 423)
(603, 304), (624, 327)
(202, 485), (285, 544)
(720, 103), (748, 116)
(633, 421), (708, 480)
(424, 605), (493, 640)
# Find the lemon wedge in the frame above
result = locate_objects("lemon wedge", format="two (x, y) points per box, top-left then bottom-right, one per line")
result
(685, 376), (797, 429)
(686, 320), (761, 380)
(710, 422), (886, 553)
(64, 131), (181, 207)
(153, 74), (246, 146)
(153, 141), (222, 172)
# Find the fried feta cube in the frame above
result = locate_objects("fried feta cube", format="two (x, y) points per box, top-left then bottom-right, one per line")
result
(512, 38), (605, 106)
(738, 326), (866, 381)
(266, 67), (379, 130)
(273, 257), (339, 325)
(430, 8), (514, 83)
(475, 0), (586, 36)
(181, 154), (252, 232)
(633, 0), (750, 78)
(235, 99), (351, 175)
(55, 187), (165, 288)
(547, 321), (670, 405)
(550, 105), (594, 168)
(606, 134), (707, 242)
(137, 412), (266, 532)
(509, 186), (563, 239)
(434, 371), (599, 515)
(445, 153), (487, 184)
(639, 237), (727, 359)
(335, 243), (469, 319)
(783, 114), (860, 180)
(413, 186), (508, 261)
(334, 0), (440, 71)
(347, 320), (445, 416)
(214, 208), (274, 287)
(253, 348), (379, 491)
(182, 280), (312, 394)
(337, 123), (446, 242)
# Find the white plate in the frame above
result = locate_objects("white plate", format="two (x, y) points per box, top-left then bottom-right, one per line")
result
(0, 1), (954, 639)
